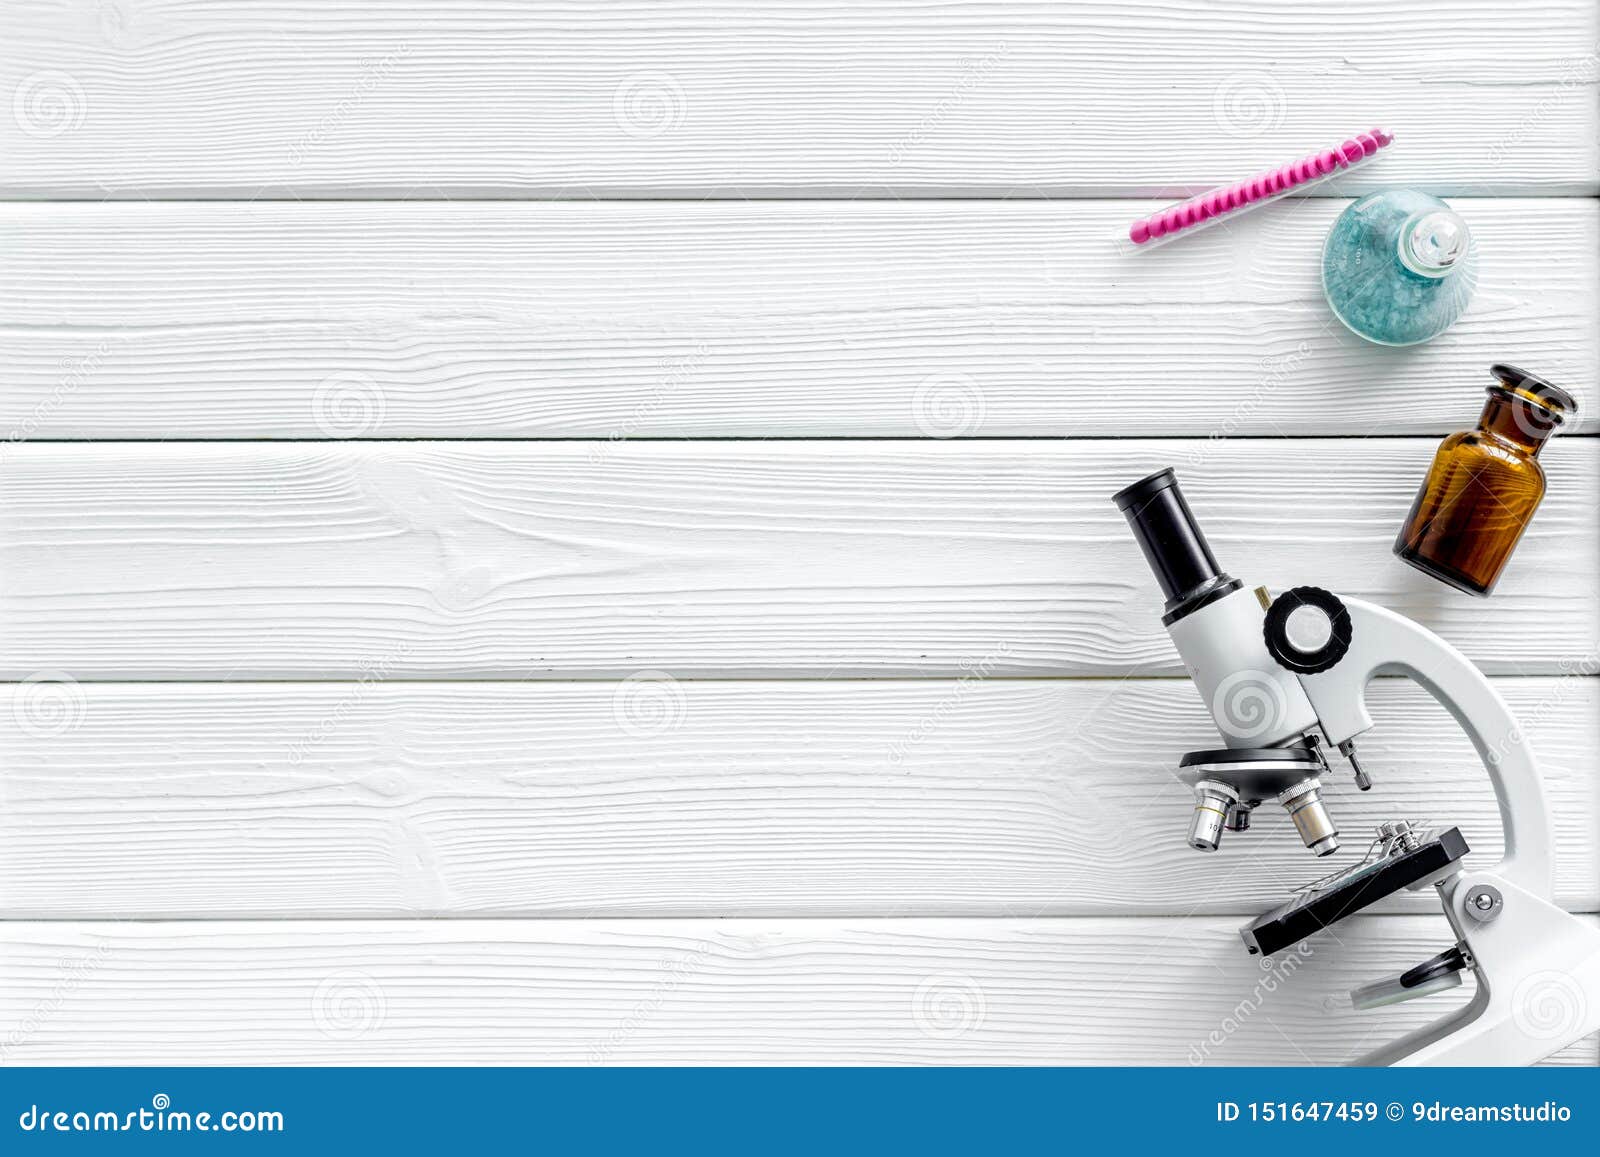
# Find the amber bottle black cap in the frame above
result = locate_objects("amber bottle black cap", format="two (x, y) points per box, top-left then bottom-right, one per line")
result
(1490, 363), (1576, 423)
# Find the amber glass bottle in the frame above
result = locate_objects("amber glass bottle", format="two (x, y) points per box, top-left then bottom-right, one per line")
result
(1395, 364), (1576, 596)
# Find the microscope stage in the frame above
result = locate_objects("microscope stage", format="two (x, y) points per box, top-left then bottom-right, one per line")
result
(1241, 827), (1469, 956)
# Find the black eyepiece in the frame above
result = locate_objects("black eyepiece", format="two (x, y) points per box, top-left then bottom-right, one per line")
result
(1112, 468), (1240, 624)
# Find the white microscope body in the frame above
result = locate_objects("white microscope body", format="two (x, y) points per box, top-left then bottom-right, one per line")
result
(1114, 467), (1600, 1067)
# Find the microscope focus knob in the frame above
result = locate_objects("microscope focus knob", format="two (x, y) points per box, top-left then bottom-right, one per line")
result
(1263, 586), (1353, 675)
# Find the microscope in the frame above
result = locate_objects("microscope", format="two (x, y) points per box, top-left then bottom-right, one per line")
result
(1112, 467), (1600, 1065)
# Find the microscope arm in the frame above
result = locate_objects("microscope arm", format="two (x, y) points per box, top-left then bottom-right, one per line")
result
(1292, 598), (1553, 902)
(1290, 601), (1600, 1066)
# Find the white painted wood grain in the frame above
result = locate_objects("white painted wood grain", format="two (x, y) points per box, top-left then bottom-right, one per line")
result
(2, 0), (1595, 1078)
(3, 200), (1594, 439)
(1, 440), (1594, 679)
(1, 678), (1594, 918)
(1, 1), (1595, 197)
(1, 917), (1594, 1065)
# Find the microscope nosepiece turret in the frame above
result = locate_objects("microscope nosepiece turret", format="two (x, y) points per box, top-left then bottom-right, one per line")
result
(1178, 749), (1340, 858)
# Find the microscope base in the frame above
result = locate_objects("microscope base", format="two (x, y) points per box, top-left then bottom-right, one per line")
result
(1359, 871), (1600, 1066)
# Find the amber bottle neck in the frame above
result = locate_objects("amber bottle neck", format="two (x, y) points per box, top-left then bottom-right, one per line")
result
(1477, 393), (1559, 455)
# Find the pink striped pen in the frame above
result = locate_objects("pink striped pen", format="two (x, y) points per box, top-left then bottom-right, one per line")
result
(1125, 128), (1394, 249)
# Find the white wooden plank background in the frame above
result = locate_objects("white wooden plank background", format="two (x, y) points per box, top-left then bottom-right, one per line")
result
(3, 0), (1597, 1068)
(1, 679), (1594, 919)
(1, 918), (1595, 1065)
(3, 201), (1594, 439)
(1, 0), (1596, 197)
(2, 440), (1593, 680)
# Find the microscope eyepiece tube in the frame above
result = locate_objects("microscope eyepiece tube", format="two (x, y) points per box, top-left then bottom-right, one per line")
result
(1112, 468), (1242, 624)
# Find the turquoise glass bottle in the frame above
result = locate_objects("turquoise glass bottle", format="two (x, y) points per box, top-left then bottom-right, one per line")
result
(1321, 189), (1477, 346)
